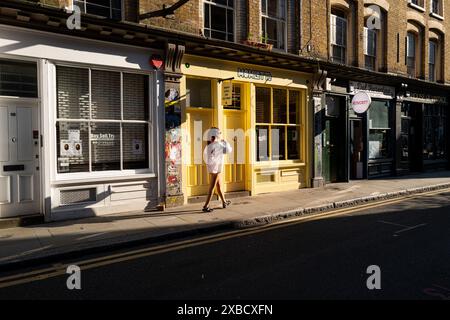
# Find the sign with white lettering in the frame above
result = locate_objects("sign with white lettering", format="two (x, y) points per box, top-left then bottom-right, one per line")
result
(351, 91), (372, 114)
(349, 81), (395, 99)
(237, 68), (272, 81)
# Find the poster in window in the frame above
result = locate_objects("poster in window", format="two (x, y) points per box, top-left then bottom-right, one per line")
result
(60, 140), (82, 157)
(369, 141), (381, 159)
(132, 139), (143, 155)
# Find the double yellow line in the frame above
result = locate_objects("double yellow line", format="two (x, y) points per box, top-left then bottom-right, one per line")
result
(0, 188), (448, 289)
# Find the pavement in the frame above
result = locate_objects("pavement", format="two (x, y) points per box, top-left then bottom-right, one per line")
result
(1, 171), (450, 269)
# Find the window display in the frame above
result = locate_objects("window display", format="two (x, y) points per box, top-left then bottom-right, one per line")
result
(56, 66), (151, 174)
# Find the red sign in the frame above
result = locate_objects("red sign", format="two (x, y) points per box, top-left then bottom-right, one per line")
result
(351, 91), (372, 114)
(150, 55), (164, 70)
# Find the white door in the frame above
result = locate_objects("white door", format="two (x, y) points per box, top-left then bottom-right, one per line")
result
(0, 102), (40, 218)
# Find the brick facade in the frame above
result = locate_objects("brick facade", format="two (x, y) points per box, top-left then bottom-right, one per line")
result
(139, 0), (450, 85)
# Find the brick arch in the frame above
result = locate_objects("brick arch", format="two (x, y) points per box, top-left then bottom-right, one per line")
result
(406, 11), (426, 28)
(429, 28), (444, 41)
(330, 0), (351, 11)
(363, 0), (389, 12)
(429, 20), (445, 34)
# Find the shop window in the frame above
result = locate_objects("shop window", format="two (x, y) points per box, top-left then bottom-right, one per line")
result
(368, 100), (392, 160)
(423, 105), (446, 161)
(224, 83), (242, 110)
(261, 0), (287, 50)
(203, 0), (234, 42)
(330, 10), (347, 64)
(74, 0), (122, 20)
(56, 66), (151, 174)
(256, 87), (271, 123)
(186, 78), (212, 108)
(0, 60), (37, 98)
(256, 87), (301, 162)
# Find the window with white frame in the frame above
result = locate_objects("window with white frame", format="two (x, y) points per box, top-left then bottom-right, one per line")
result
(429, 40), (437, 82)
(409, 0), (425, 10)
(364, 27), (377, 71)
(203, 0), (234, 41)
(330, 11), (347, 64)
(261, 0), (287, 50)
(55, 66), (151, 174)
(407, 32), (417, 77)
(431, 0), (443, 17)
(73, 0), (122, 20)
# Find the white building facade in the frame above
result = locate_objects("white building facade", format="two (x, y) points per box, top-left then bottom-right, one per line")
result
(0, 25), (165, 221)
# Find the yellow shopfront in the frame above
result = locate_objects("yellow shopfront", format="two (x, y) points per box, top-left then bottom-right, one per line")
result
(180, 55), (311, 203)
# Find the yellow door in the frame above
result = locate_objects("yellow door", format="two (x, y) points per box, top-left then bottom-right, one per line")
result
(223, 109), (246, 192)
(186, 108), (213, 197)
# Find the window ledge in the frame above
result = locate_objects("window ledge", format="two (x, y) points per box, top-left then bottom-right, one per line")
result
(430, 12), (444, 21)
(52, 172), (157, 186)
(408, 3), (426, 12)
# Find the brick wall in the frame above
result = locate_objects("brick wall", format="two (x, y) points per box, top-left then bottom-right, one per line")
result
(302, 0), (450, 84)
(139, 0), (201, 35)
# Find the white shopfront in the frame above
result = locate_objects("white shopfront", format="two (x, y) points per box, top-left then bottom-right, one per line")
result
(0, 25), (165, 221)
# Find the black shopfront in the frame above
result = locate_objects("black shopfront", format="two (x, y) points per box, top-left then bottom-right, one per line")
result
(322, 80), (397, 183)
(397, 90), (449, 174)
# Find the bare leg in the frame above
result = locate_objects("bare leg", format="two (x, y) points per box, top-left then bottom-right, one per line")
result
(203, 173), (218, 209)
(215, 174), (226, 205)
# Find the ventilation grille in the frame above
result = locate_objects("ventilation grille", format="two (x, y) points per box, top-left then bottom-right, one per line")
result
(60, 188), (96, 205)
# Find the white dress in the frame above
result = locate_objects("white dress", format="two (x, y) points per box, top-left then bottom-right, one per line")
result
(203, 140), (232, 174)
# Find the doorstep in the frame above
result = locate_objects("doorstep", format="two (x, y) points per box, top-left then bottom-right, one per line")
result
(0, 214), (45, 230)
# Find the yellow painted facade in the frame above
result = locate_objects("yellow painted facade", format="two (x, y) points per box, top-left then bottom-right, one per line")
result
(180, 55), (312, 202)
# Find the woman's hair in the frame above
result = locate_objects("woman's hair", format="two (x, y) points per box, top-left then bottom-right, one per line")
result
(209, 127), (221, 143)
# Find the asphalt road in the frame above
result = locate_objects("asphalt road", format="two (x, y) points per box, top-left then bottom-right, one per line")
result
(0, 190), (450, 300)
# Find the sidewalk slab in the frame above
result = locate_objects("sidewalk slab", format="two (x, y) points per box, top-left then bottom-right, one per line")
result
(1, 171), (450, 269)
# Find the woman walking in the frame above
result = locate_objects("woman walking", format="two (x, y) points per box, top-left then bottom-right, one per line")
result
(202, 127), (232, 213)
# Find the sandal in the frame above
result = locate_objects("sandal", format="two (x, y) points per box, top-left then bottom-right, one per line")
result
(223, 200), (231, 209)
(202, 207), (214, 213)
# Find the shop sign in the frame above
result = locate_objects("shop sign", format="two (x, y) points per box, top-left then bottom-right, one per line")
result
(351, 91), (372, 114)
(402, 92), (448, 105)
(91, 133), (116, 146)
(237, 68), (272, 82)
(222, 81), (233, 106)
(349, 81), (395, 99)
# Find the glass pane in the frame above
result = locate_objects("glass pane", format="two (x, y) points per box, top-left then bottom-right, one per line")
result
(289, 91), (300, 124)
(91, 122), (120, 171)
(186, 78), (212, 108)
(256, 87), (271, 123)
(369, 100), (390, 129)
(256, 125), (269, 161)
(369, 130), (389, 159)
(123, 123), (149, 169)
(0, 60), (37, 98)
(56, 122), (89, 173)
(225, 84), (241, 110)
(56, 66), (89, 119)
(273, 88), (287, 123)
(91, 70), (121, 120)
(210, 4), (227, 33)
(287, 126), (300, 159)
(271, 126), (286, 161)
(204, 3), (210, 28)
(123, 73), (149, 121)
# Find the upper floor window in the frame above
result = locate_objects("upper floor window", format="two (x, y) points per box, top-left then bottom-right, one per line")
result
(409, 0), (425, 11)
(406, 32), (417, 77)
(430, 0), (443, 18)
(203, 0), (234, 41)
(330, 10), (347, 64)
(429, 40), (437, 81)
(74, 0), (122, 20)
(261, 0), (287, 50)
(364, 27), (377, 71)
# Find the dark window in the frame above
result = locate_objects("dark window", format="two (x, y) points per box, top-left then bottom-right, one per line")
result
(74, 0), (122, 19)
(204, 0), (234, 42)
(0, 60), (37, 98)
